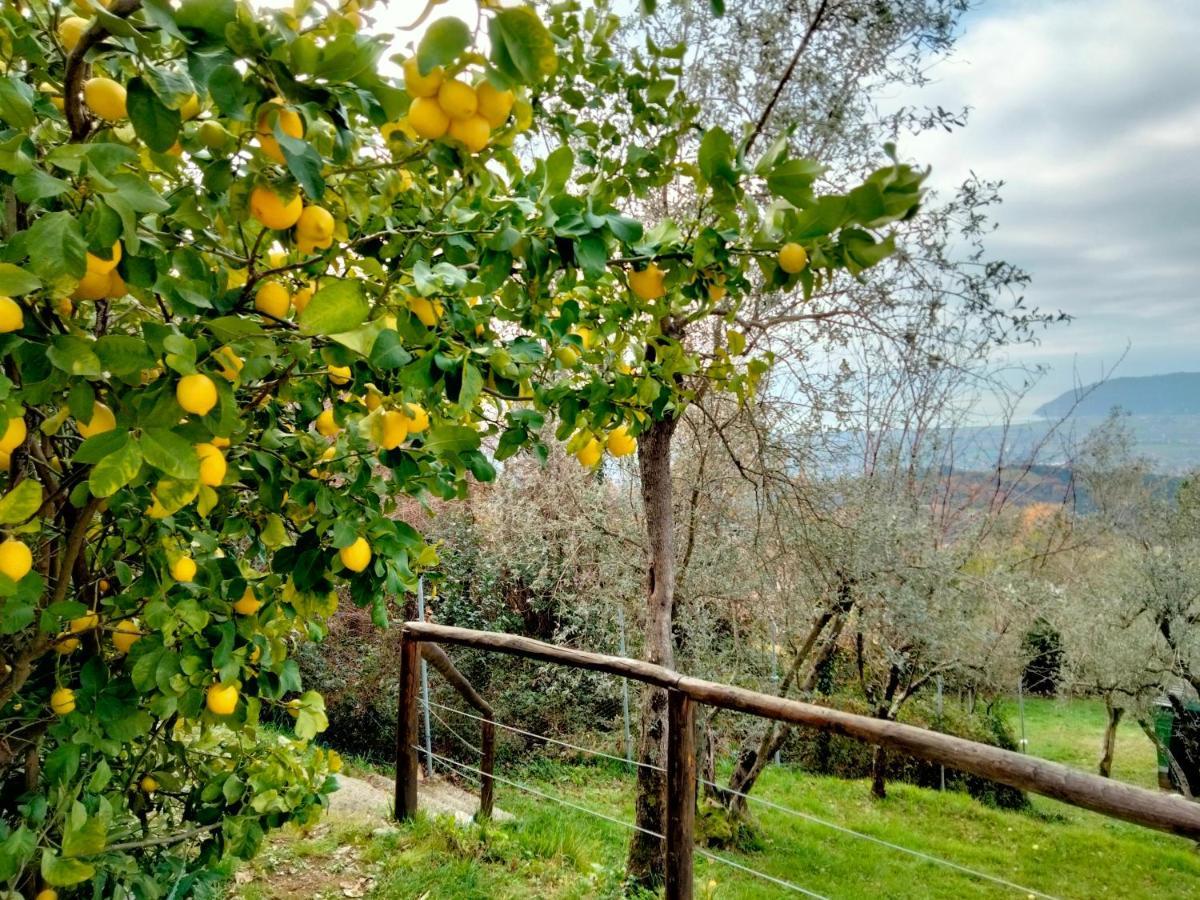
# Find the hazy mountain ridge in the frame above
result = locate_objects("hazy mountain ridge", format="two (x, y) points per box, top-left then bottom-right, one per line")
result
(1036, 372), (1200, 418)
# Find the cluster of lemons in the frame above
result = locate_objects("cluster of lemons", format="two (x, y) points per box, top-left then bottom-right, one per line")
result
(574, 425), (637, 468)
(395, 57), (515, 154)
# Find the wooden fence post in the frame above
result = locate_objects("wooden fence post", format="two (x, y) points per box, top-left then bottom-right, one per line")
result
(394, 630), (419, 821)
(666, 688), (696, 900)
(479, 714), (495, 820)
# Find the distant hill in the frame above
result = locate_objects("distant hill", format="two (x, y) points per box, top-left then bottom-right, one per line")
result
(1036, 372), (1200, 418)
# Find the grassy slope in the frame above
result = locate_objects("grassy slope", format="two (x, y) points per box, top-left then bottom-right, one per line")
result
(228, 699), (1200, 899)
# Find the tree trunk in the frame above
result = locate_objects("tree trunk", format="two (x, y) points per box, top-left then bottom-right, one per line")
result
(870, 745), (888, 798)
(626, 416), (679, 889)
(1099, 696), (1124, 779)
(723, 613), (849, 814)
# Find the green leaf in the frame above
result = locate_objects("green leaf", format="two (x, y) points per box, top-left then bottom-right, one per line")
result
(26, 212), (87, 282)
(422, 425), (481, 455)
(767, 158), (826, 208)
(176, 0), (236, 36)
(0, 264), (41, 296)
(89, 439), (143, 498)
(417, 18), (471, 75)
(0, 77), (34, 129)
(62, 801), (107, 858)
(0, 480), (42, 525)
(0, 826), (34, 882)
(41, 850), (95, 887)
(698, 127), (736, 188)
(276, 129), (325, 200)
(13, 169), (72, 203)
(141, 429), (200, 480)
(48, 335), (102, 378)
(299, 280), (369, 336)
(0, 598), (34, 634)
(127, 77), (181, 154)
(74, 429), (129, 465)
(710, 0), (726, 14)
(294, 690), (328, 739)
(574, 234), (608, 280)
(95, 334), (156, 376)
(368, 329), (412, 370)
(605, 214), (643, 244)
(490, 7), (558, 86)
(208, 64), (252, 120)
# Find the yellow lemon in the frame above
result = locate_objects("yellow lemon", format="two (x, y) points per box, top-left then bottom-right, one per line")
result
(249, 185), (303, 230)
(315, 408), (339, 437)
(77, 401), (116, 438)
(55, 637), (80, 654)
(84, 77), (127, 120)
(69, 612), (99, 634)
(198, 120), (229, 150)
(475, 82), (515, 129)
(0, 415), (25, 452)
(327, 365), (352, 386)
(628, 263), (666, 300)
(403, 58), (443, 98)
(402, 402), (429, 433)
(86, 241), (122, 276)
(778, 242), (808, 274)
(339, 536), (371, 572)
(206, 682), (238, 715)
(380, 409), (408, 449)
(256, 99), (303, 163)
(195, 442), (227, 486)
(286, 698), (302, 718)
(293, 284), (314, 314)
(363, 384), (385, 412)
(177, 374), (218, 416)
(407, 295), (442, 327)
(295, 205), (334, 250)
(0, 538), (32, 581)
(107, 269), (127, 298)
(112, 619), (141, 653)
(408, 97), (449, 140)
(607, 426), (637, 457)
(232, 587), (261, 615)
(179, 92), (202, 120)
(555, 345), (579, 368)
(73, 269), (111, 301)
(58, 16), (88, 51)
(0, 296), (23, 333)
(139, 775), (159, 793)
(50, 687), (76, 716)
(437, 78), (477, 120)
(574, 437), (602, 468)
(254, 281), (291, 319)
(35, 889), (58, 900)
(448, 114), (489, 153)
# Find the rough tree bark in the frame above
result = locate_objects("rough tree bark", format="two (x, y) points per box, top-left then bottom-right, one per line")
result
(626, 414), (680, 887)
(1099, 695), (1124, 779)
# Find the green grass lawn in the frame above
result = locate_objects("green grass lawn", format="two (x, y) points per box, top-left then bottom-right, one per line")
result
(229, 698), (1200, 899)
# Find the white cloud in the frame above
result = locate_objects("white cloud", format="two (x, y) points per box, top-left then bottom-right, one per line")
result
(892, 0), (1200, 412)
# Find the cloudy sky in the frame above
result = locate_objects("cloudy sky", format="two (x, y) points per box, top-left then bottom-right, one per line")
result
(893, 0), (1200, 413)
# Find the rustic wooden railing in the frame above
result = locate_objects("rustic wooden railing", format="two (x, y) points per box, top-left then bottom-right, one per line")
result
(395, 621), (1200, 899)
(395, 639), (495, 821)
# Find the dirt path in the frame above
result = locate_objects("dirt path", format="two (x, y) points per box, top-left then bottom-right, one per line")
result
(227, 772), (510, 899)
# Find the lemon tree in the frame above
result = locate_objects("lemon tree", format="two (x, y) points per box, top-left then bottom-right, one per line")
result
(0, 0), (923, 892)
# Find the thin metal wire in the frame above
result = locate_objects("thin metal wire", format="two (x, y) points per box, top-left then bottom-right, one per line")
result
(428, 707), (483, 756)
(695, 847), (830, 899)
(420, 749), (663, 839)
(427, 700), (665, 773)
(421, 706), (1057, 899)
(425, 748), (828, 897)
(699, 777), (1059, 900)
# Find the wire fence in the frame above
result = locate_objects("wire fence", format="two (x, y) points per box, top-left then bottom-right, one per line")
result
(420, 698), (1061, 899)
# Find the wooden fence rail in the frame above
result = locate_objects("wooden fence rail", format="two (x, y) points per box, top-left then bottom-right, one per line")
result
(396, 621), (1200, 899)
